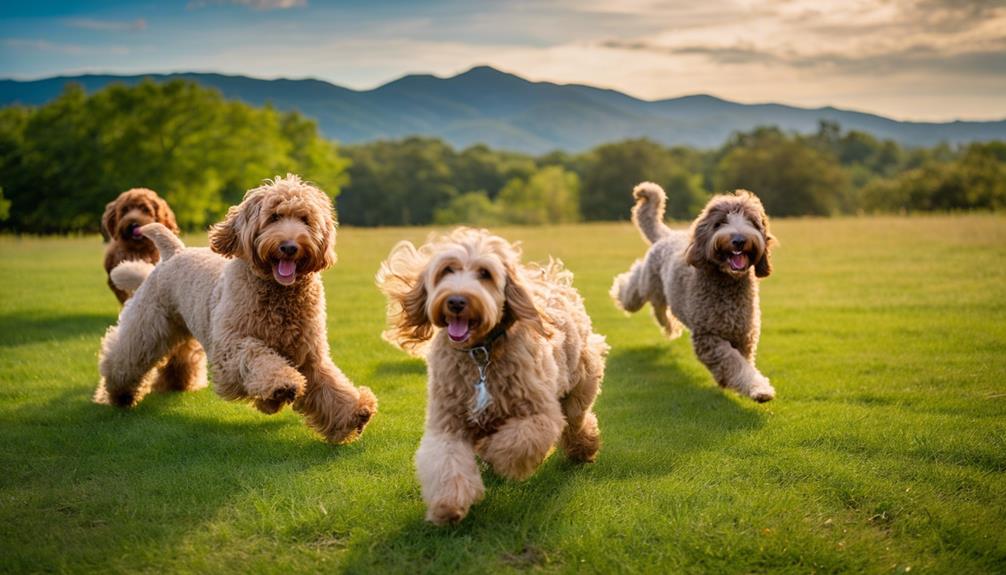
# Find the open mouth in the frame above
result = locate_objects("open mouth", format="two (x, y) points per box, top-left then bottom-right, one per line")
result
(727, 250), (750, 271)
(446, 316), (473, 343)
(125, 223), (144, 240)
(272, 259), (298, 286)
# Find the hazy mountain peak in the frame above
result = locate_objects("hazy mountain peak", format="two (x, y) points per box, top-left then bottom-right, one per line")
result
(0, 69), (1002, 153)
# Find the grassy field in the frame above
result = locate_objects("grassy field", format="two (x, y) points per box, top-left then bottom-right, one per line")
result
(1, 215), (1005, 574)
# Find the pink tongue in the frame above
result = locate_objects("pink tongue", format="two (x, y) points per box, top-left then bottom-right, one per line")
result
(447, 318), (470, 340)
(277, 260), (296, 277)
(729, 253), (748, 270)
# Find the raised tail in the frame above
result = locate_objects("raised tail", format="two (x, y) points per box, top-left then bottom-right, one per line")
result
(631, 182), (672, 244)
(139, 222), (185, 261)
(110, 260), (156, 293)
(108, 223), (185, 293)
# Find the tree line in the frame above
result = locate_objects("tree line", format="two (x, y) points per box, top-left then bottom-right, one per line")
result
(1, 80), (1003, 233)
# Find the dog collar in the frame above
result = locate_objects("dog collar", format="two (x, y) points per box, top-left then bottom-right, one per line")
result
(460, 320), (511, 424)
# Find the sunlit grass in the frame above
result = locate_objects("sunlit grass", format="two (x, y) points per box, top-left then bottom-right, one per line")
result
(1, 215), (1004, 573)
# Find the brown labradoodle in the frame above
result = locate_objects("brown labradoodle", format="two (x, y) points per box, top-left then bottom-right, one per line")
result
(377, 228), (609, 525)
(101, 187), (205, 395)
(101, 187), (180, 304)
(611, 183), (777, 402)
(95, 175), (377, 443)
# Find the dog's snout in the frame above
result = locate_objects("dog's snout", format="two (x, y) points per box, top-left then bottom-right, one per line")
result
(730, 235), (746, 250)
(446, 296), (467, 314)
(279, 241), (299, 256)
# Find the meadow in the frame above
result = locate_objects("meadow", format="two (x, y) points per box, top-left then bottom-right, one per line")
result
(1, 215), (1004, 574)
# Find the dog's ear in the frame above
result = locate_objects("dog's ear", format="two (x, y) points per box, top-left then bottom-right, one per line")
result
(755, 228), (776, 278)
(153, 194), (180, 235)
(208, 205), (241, 257)
(685, 206), (717, 268)
(741, 191), (775, 278)
(377, 241), (433, 352)
(209, 191), (262, 258)
(100, 198), (118, 242)
(503, 264), (548, 338)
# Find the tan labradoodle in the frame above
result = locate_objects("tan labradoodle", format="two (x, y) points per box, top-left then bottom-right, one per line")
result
(100, 187), (205, 395)
(377, 228), (609, 525)
(611, 183), (777, 402)
(95, 175), (377, 443)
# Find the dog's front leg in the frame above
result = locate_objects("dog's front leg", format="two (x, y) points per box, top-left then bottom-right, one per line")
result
(416, 428), (484, 525)
(211, 336), (306, 409)
(691, 333), (775, 402)
(476, 405), (564, 480)
(293, 357), (376, 444)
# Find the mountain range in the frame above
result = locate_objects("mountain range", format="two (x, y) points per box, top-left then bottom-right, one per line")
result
(2, 66), (1004, 153)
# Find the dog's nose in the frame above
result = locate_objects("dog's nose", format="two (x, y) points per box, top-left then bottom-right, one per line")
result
(447, 296), (467, 314)
(731, 235), (746, 250)
(279, 241), (299, 256)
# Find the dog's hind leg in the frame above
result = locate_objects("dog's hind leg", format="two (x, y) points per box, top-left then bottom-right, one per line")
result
(96, 301), (182, 407)
(560, 334), (608, 463)
(152, 337), (207, 393)
(651, 303), (683, 340)
(610, 259), (647, 313)
(691, 333), (775, 402)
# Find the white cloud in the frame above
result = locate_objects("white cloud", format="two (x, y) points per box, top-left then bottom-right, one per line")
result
(4, 38), (130, 56)
(64, 18), (147, 32)
(187, 0), (307, 10)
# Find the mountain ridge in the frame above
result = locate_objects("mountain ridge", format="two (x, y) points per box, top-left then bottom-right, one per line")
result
(1, 66), (1003, 153)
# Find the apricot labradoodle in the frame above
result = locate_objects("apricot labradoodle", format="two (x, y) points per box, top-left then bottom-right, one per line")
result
(377, 228), (609, 525)
(95, 175), (377, 443)
(611, 182), (777, 402)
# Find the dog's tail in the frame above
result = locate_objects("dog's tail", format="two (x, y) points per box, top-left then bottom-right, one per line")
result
(108, 223), (185, 294)
(110, 260), (156, 293)
(631, 182), (672, 244)
(140, 222), (185, 261)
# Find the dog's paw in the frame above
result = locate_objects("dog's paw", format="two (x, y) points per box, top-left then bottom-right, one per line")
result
(353, 386), (378, 432)
(749, 374), (776, 403)
(426, 501), (468, 525)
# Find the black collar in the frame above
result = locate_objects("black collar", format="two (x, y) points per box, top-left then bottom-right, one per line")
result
(460, 316), (512, 355)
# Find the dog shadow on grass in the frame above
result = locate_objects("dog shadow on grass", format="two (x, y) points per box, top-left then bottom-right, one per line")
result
(339, 343), (770, 571)
(2, 386), (367, 570)
(0, 310), (116, 347)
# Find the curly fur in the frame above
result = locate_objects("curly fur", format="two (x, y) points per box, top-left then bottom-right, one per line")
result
(101, 188), (180, 303)
(611, 183), (778, 402)
(95, 175), (376, 444)
(99, 187), (204, 394)
(377, 228), (609, 525)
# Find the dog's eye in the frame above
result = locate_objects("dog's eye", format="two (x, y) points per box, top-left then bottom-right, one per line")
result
(270, 213), (281, 223)
(300, 216), (309, 225)
(442, 267), (454, 276)
(479, 268), (492, 280)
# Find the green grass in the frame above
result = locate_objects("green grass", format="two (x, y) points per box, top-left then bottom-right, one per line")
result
(1, 215), (1005, 574)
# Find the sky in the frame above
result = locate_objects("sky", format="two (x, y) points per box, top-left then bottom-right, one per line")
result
(1, 0), (1004, 122)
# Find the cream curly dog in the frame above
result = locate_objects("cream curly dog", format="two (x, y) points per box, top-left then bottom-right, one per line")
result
(611, 183), (777, 402)
(95, 175), (377, 443)
(377, 228), (608, 524)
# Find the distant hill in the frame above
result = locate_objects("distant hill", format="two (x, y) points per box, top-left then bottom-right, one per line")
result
(2, 66), (1004, 153)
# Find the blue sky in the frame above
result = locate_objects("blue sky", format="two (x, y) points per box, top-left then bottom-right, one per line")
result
(2, 0), (1004, 121)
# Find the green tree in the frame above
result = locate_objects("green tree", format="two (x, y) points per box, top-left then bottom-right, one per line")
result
(497, 166), (580, 225)
(433, 191), (504, 226)
(715, 127), (847, 216)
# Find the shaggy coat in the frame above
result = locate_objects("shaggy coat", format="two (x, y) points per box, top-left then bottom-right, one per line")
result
(95, 175), (377, 443)
(101, 187), (180, 303)
(377, 228), (609, 525)
(100, 187), (204, 394)
(611, 183), (777, 402)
